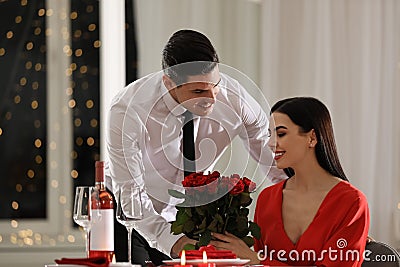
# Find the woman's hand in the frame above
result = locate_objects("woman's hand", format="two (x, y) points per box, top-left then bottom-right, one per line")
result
(171, 236), (197, 258)
(210, 232), (260, 265)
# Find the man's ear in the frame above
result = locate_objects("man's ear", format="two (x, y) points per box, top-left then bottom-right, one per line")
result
(162, 75), (177, 91)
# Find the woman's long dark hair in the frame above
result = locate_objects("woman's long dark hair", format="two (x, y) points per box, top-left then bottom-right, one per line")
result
(270, 97), (348, 181)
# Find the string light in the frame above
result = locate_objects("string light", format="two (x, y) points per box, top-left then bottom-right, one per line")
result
(26, 41), (33, 50)
(90, 119), (98, 128)
(14, 95), (21, 104)
(25, 61), (32, 69)
(85, 99), (94, 108)
(87, 137), (95, 146)
(70, 11), (78, 20)
(71, 170), (79, 179)
(15, 16), (22, 23)
(88, 23), (96, 31)
(32, 81), (39, 89)
(38, 8), (45, 16)
(74, 118), (82, 127)
(6, 31), (14, 39)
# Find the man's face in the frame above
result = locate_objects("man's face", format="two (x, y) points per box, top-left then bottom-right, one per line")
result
(165, 67), (221, 116)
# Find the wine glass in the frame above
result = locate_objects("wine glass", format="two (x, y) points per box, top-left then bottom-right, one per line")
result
(73, 186), (100, 258)
(115, 184), (143, 263)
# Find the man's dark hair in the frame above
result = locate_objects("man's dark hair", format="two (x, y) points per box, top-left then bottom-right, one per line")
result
(162, 29), (219, 85)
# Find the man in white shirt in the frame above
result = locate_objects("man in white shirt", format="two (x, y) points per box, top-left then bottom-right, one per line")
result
(106, 29), (285, 265)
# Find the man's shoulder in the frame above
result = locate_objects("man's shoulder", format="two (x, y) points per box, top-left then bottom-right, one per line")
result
(111, 72), (163, 107)
(125, 72), (163, 94)
(220, 72), (241, 89)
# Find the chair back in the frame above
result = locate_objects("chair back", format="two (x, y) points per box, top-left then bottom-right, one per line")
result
(362, 240), (400, 267)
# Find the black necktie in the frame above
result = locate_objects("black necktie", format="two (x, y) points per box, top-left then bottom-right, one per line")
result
(183, 111), (196, 177)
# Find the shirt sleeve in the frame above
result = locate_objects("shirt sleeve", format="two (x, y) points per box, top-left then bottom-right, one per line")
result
(106, 99), (183, 256)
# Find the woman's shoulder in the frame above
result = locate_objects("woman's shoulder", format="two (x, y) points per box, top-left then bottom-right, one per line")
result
(336, 180), (366, 196)
(332, 180), (368, 207)
(258, 180), (286, 200)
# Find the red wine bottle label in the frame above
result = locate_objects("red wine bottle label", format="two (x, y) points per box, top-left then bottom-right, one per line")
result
(90, 209), (114, 251)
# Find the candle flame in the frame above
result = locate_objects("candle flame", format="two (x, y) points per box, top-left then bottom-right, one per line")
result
(112, 254), (116, 263)
(202, 251), (207, 263)
(181, 250), (186, 265)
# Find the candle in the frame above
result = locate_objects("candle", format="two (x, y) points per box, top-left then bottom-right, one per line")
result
(174, 250), (193, 267)
(197, 251), (216, 267)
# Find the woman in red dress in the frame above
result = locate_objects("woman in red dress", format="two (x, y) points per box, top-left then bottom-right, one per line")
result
(212, 97), (370, 267)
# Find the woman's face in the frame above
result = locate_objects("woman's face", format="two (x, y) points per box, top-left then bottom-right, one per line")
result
(267, 112), (315, 169)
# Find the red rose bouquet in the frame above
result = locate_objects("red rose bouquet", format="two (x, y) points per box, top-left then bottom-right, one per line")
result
(168, 171), (261, 249)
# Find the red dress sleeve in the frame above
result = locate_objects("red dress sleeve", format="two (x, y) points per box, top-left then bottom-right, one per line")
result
(313, 195), (369, 267)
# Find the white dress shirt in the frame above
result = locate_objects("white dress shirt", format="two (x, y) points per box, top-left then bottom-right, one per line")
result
(106, 71), (286, 255)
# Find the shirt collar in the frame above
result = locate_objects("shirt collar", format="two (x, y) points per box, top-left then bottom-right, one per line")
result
(161, 79), (186, 117)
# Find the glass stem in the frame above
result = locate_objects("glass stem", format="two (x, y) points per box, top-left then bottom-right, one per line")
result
(127, 227), (133, 263)
(85, 228), (90, 258)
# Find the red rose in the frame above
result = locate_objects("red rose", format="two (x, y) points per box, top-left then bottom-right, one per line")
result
(220, 176), (230, 189)
(205, 172), (218, 185)
(183, 172), (205, 187)
(207, 180), (218, 194)
(182, 172), (221, 193)
(243, 177), (256, 192)
(209, 171), (220, 179)
(231, 174), (241, 179)
(182, 173), (197, 187)
(230, 178), (245, 195)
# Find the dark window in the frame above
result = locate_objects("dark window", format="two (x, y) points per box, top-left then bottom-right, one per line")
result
(70, 0), (101, 188)
(0, 0), (137, 220)
(0, 0), (47, 219)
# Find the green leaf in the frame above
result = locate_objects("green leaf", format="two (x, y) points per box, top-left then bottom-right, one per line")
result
(241, 236), (255, 247)
(225, 217), (236, 232)
(175, 210), (189, 225)
(168, 189), (187, 199)
(198, 230), (212, 246)
(198, 217), (207, 229)
(183, 243), (196, 251)
(240, 193), (252, 207)
(208, 204), (218, 215)
(214, 213), (224, 224)
(185, 207), (192, 217)
(195, 206), (205, 216)
(239, 208), (249, 216)
(230, 197), (240, 208)
(171, 221), (183, 234)
(249, 221), (261, 239)
(236, 216), (248, 231)
(227, 206), (237, 215)
(193, 228), (206, 235)
(236, 229), (249, 238)
(207, 218), (218, 232)
(183, 220), (195, 233)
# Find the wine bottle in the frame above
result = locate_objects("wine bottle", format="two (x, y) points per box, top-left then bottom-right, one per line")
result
(89, 161), (114, 261)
